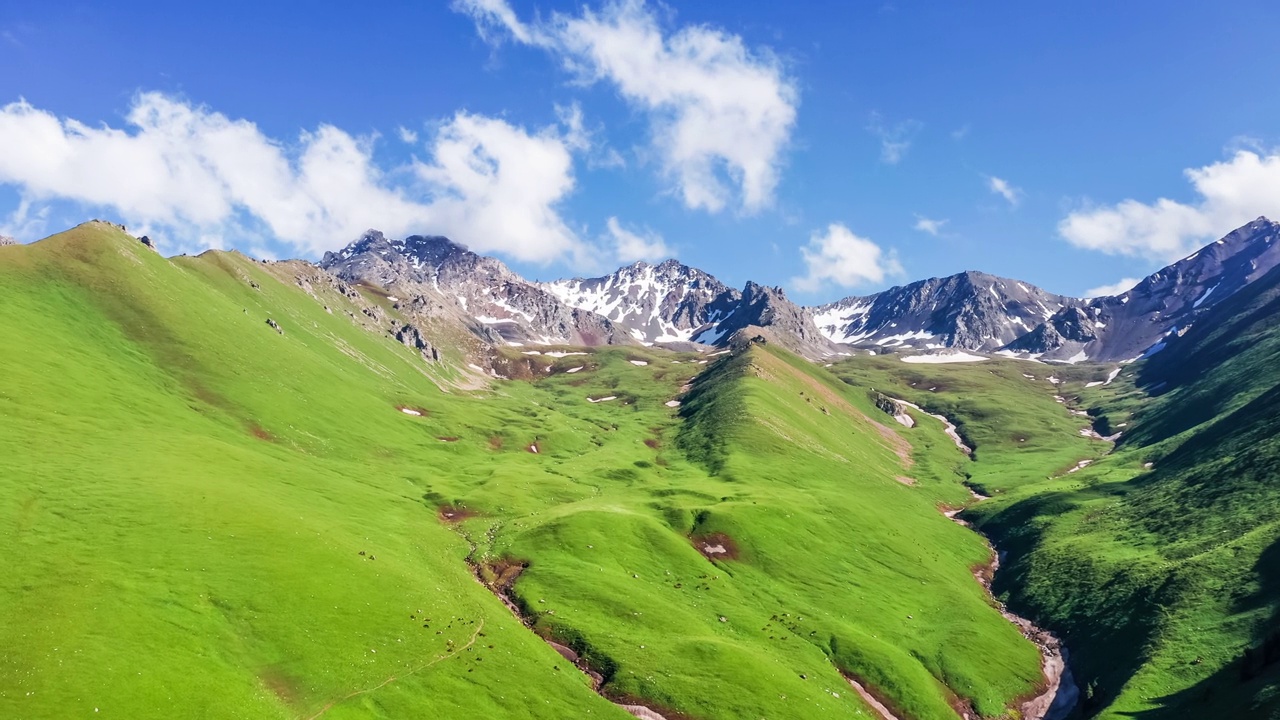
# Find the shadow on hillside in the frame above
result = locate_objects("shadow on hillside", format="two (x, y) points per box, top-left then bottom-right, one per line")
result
(1117, 538), (1280, 719)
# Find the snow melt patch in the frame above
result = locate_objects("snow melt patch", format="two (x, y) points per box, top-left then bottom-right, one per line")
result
(900, 352), (989, 364)
(588, 396), (618, 403)
(565, 366), (584, 373)
(400, 408), (422, 416)
(1192, 283), (1219, 308)
(629, 360), (649, 366)
(664, 400), (681, 408)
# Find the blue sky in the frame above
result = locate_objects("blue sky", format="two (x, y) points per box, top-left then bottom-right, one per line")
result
(1, 1), (1279, 303)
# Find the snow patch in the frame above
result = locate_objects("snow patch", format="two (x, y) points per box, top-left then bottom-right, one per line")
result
(900, 352), (988, 364)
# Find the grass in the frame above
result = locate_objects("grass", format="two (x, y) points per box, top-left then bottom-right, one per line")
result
(825, 312), (1280, 718)
(0, 224), (1049, 719)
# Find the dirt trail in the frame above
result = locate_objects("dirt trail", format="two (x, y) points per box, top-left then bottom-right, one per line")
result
(302, 620), (485, 720)
(845, 676), (904, 720)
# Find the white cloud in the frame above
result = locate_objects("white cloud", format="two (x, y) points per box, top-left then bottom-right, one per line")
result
(397, 125), (418, 144)
(606, 216), (670, 262)
(1059, 149), (1280, 262)
(1084, 277), (1141, 298)
(414, 111), (583, 262)
(455, 0), (798, 214)
(0, 93), (587, 263)
(867, 114), (921, 165)
(913, 215), (947, 236)
(987, 175), (1022, 207)
(791, 223), (902, 292)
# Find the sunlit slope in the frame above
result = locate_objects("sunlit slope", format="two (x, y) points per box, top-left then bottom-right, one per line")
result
(0, 224), (619, 719)
(472, 345), (1042, 720)
(1, 224), (1046, 719)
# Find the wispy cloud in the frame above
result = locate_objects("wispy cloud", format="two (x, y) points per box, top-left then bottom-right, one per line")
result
(792, 223), (903, 292)
(1060, 148), (1280, 262)
(1084, 277), (1141, 298)
(987, 175), (1022, 207)
(912, 215), (948, 236)
(396, 126), (418, 144)
(606, 216), (671, 263)
(454, 0), (799, 214)
(951, 124), (970, 140)
(867, 112), (922, 165)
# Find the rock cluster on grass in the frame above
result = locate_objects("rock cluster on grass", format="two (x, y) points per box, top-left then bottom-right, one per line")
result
(393, 323), (440, 362)
(266, 318), (283, 334)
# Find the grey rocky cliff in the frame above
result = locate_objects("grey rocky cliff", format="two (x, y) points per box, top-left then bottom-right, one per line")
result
(320, 231), (634, 348)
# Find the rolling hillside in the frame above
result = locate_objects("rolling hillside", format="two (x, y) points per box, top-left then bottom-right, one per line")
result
(1, 223), (1060, 719)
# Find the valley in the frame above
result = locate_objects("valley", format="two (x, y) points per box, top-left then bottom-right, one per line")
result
(3, 221), (1280, 719)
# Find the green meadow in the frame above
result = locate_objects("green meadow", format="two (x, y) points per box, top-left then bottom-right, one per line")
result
(1, 224), (1049, 719)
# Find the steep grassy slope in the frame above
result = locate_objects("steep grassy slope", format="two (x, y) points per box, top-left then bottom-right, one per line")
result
(827, 286), (1280, 719)
(0, 224), (1048, 719)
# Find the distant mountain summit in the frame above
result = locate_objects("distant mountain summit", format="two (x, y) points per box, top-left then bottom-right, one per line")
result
(317, 218), (1280, 363)
(812, 270), (1079, 352)
(810, 217), (1280, 362)
(320, 231), (633, 347)
(542, 259), (741, 344)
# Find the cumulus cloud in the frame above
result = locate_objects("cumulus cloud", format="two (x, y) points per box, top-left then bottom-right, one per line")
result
(913, 215), (947, 236)
(1084, 277), (1141, 298)
(455, 0), (798, 213)
(867, 113), (922, 165)
(1059, 149), (1280, 262)
(987, 176), (1021, 207)
(397, 125), (419, 144)
(791, 223), (903, 292)
(0, 93), (586, 263)
(606, 216), (671, 262)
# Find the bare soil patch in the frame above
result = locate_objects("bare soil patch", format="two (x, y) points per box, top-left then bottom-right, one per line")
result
(487, 436), (504, 450)
(437, 505), (479, 523)
(690, 532), (740, 561)
(437, 436), (459, 443)
(248, 423), (276, 442)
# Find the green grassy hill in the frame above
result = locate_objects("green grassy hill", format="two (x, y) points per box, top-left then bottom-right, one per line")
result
(0, 224), (1054, 719)
(824, 270), (1280, 718)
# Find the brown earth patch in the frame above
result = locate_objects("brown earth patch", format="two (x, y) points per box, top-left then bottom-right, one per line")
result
(643, 438), (661, 450)
(396, 405), (430, 417)
(260, 666), (302, 705)
(438, 505), (479, 523)
(690, 532), (740, 561)
(437, 436), (459, 443)
(248, 423), (276, 442)
(488, 436), (504, 450)
(477, 557), (528, 595)
(894, 476), (916, 486)
(603, 691), (691, 720)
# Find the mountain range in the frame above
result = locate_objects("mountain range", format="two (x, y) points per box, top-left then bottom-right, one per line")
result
(317, 217), (1280, 365)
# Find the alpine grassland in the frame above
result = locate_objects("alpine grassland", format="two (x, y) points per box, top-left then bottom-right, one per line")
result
(2, 224), (1053, 718)
(826, 268), (1280, 719)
